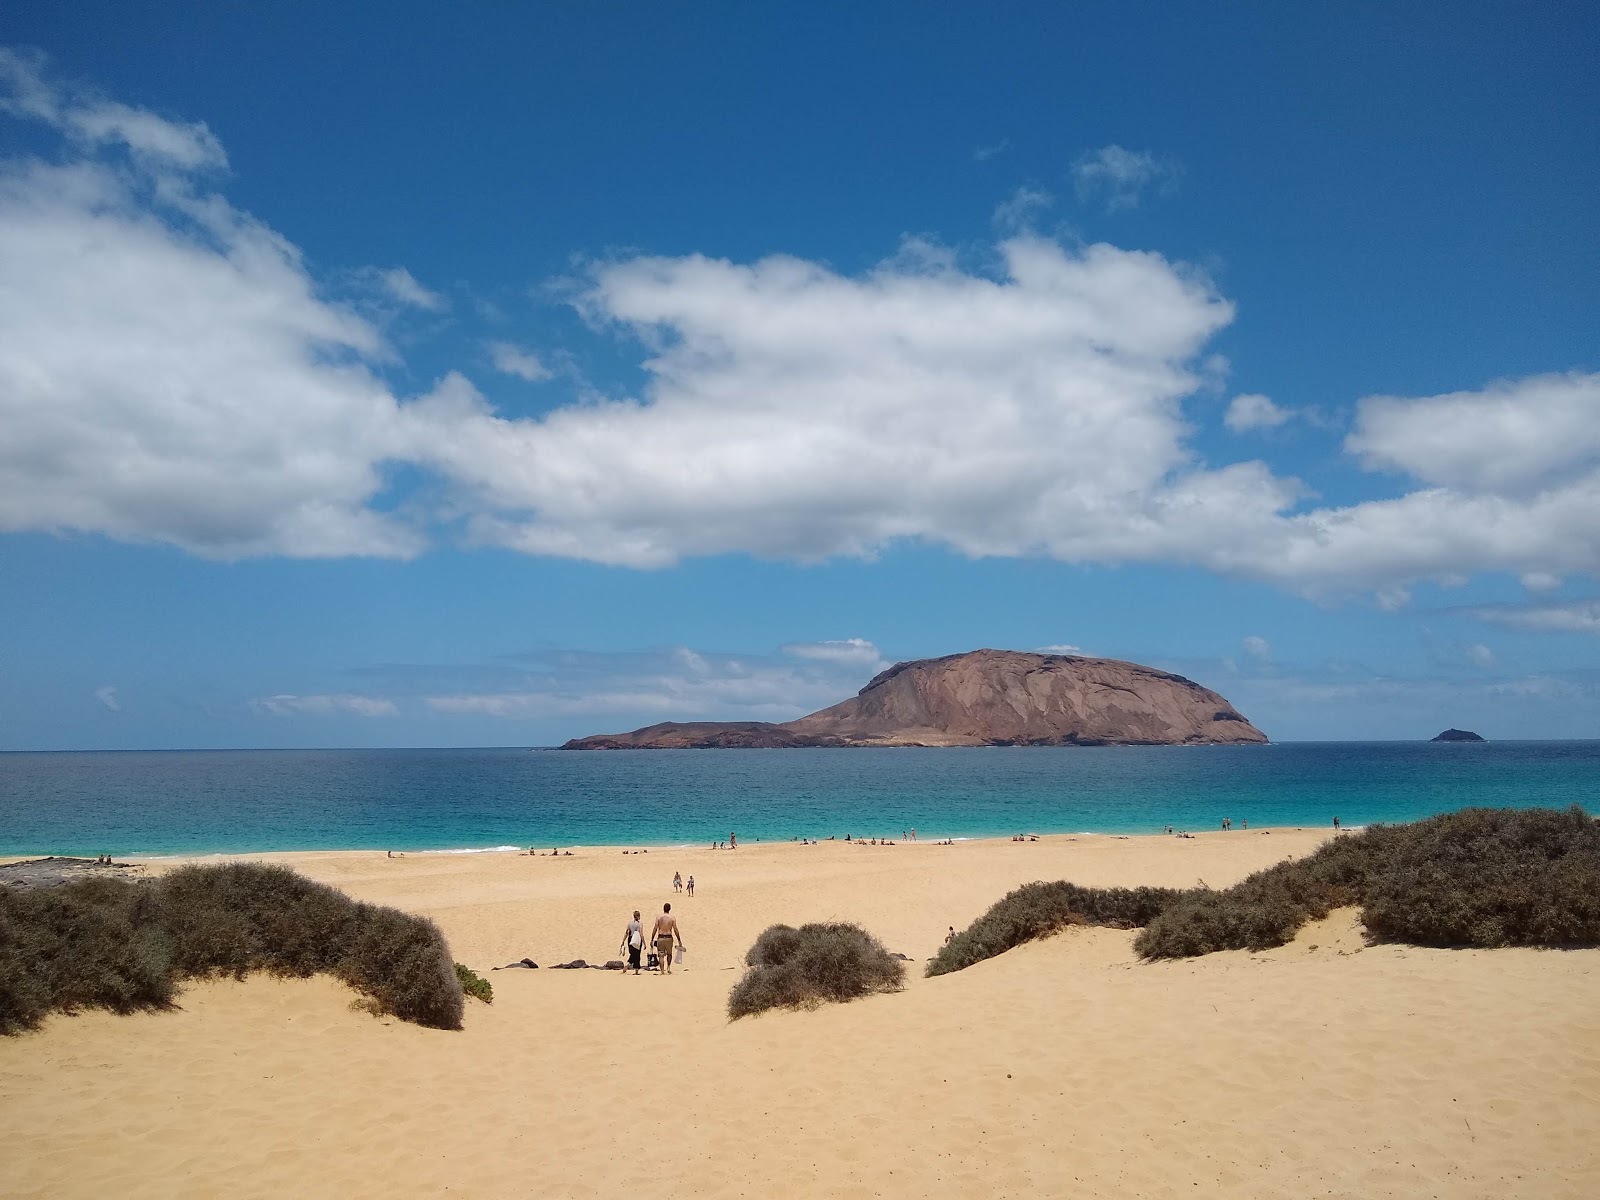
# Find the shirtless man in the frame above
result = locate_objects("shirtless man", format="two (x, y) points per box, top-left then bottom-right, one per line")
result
(652, 902), (684, 975)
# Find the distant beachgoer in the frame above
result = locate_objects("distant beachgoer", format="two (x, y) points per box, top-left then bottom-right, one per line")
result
(686, 875), (694, 896)
(945, 926), (956, 945)
(673, 871), (682, 893)
(1333, 816), (1340, 830)
(910, 828), (916, 841)
(1241, 819), (1247, 830)
(730, 831), (737, 849)
(622, 909), (645, 974)
(652, 903), (683, 975)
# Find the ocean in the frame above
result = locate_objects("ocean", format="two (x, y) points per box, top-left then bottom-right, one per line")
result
(1, 741), (1596, 857)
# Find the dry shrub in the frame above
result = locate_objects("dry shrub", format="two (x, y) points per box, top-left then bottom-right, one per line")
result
(928, 807), (1600, 971)
(729, 922), (904, 1019)
(926, 881), (1185, 977)
(1361, 806), (1600, 947)
(0, 878), (173, 1033)
(0, 863), (463, 1034)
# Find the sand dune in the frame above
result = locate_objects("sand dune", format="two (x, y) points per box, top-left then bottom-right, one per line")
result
(3, 831), (1597, 1198)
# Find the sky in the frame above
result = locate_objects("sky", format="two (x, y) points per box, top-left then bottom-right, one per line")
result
(1, 1), (1597, 749)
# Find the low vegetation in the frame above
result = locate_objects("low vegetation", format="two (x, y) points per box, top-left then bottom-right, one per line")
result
(0, 862), (464, 1035)
(927, 881), (1186, 976)
(927, 806), (1600, 976)
(728, 922), (905, 1019)
(455, 962), (493, 1004)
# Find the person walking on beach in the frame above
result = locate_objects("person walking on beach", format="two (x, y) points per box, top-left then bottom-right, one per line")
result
(673, 871), (682, 893)
(686, 875), (694, 896)
(652, 903), (684, 975)
(621, 909), (645, 974)
(1333, 815), (1341, 830)
(729, 831), (737, 849)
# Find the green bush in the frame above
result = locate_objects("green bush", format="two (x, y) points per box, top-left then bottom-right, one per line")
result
(0, 863), (464, 1035)
(729, 922), (905, 1019)
(926, 881), (1186, 976)
(455, 962), (493, 1004)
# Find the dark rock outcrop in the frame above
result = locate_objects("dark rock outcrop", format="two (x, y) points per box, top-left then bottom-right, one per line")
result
(563, 649), (1268, 748)
(1431, 728), (1487, 742)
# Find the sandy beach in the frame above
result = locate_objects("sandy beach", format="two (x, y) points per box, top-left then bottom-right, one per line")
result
(3, 829), (1597, 1198)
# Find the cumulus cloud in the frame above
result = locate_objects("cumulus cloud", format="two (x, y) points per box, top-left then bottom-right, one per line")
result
(1225, 393), (1291, 432)
(252, 693), (399, 717)
(94, 684), (120, 711)
(1036, 643), (1087, 656)
(421, 236), (1249, 568)
(0, 54), (423, 560)
(1072, 145), (1180, 212)
(1242, 635), (1271, 661)
(487, 341), (552, 381)
(1348, 372), (1600, 495)
(3, 53), (1599, 604)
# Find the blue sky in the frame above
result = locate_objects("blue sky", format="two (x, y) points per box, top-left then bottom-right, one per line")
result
(2, 2), (1597, 749)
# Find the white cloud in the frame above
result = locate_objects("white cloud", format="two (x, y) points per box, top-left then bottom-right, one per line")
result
(1072, 145), (1179, 212)
(252, 693), (399, 717)
(420, 237), (1247, 568)
(1347, 372), (1600, 495)
(422, 644), (878, 722)
(972, 138), (1010, 162)
(3, 54), (1599, 604)
(0, 54), (424, 560)
(0, 48), (226, 171)
(781, 638), (887, 669)
(377, 266), (446, 311)
(1036, 644), (1087, 656)
(1466, 643), (1496, 668)
(487, 341), (552, 381)
(1224, 393), (1291, 432)
(1242, 635), (1271, 661)
(94, 684), (120, 711)
(1457, 599), (1600, 636)
(992, 185), (1052, 232)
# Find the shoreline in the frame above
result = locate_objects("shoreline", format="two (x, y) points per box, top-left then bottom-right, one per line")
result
(0, 823), (1347, 869)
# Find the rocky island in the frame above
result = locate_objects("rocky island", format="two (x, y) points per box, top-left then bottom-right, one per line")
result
(1431, 728), (1487, 742)
(562, 649), (1269, 748)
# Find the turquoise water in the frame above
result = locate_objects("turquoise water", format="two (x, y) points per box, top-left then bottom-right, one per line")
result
(1, 742), (1595, 857)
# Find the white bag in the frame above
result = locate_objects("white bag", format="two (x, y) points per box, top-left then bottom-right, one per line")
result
(674, 945), (684, 965)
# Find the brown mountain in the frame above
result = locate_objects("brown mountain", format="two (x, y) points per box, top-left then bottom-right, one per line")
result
(561, 649), (1268, 748)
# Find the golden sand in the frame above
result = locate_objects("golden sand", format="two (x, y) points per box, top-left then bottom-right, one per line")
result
(4, 831), (1597, 1198)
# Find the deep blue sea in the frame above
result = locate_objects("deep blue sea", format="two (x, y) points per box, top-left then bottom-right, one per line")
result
(2, 742), (1596, 857)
